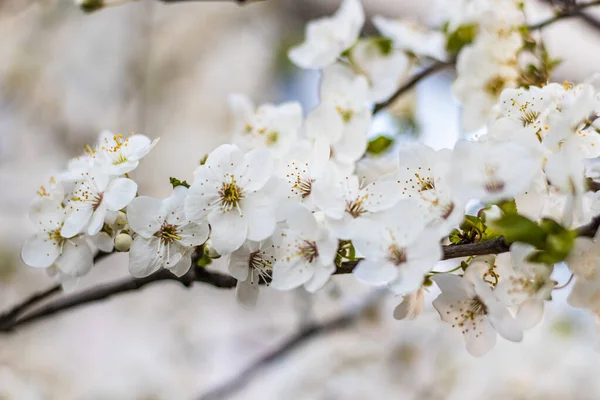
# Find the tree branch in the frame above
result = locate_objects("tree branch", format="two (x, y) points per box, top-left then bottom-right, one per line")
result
(528, 0), (600, 30)
(3, 212), (600, 333)
(197, 289), (387, 400)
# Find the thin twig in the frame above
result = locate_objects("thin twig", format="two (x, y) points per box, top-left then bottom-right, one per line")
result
(198, 289), (387, 400)
(528, 0), (600, 30)
(372, 60), (454, 114)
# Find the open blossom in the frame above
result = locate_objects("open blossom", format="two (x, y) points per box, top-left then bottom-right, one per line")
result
(61, 169), (138, 238)
(271, 205), (338, 292)
(95, 131), (159, 176)
(288, 0), (364, 69)
(432, 274), (523, 356)
(305, 64), (371, 170)
(21, 201), (93, 277)
(185, 144), (278, 255)
(352, 200), (442, 294)
(466, 245), (555, 330)
(324, 174), (404, 240)
(228, 237), (279, 308)
(372, 16), (447, 61)
(565, 229), (600, 316)
(127, 187), (209, 277)
(345, 38), (410, 103)
(389, 142), (464, 236)
(228, 94), (303, 156)
(449, 140), (542, 203)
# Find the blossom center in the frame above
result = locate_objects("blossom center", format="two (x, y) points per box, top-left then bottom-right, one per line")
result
(414, 173), (435, 191)
(218, 177), (244, 212)
(249, 250), (273, 284)
(386, 243), (407, 266)
(345, 196), (367, 218)
(157, 223), (181, 244)
(297, 240), (319, 263)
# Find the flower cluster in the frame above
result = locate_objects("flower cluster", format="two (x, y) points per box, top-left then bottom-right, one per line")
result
(23, 0), (600, 356)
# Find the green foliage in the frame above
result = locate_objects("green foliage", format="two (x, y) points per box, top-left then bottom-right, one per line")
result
(78, 0), (104, 13)
(366, 135), (394, 155)
(372, 37), (394, 56)
(445, 24), (478, 55)
(489, 215), (577, 265)
(196, 245), (214, 268)
(169, 177), (190, 189)
(496, 199), (518, 215)
(449, 215), (499, 244)
(336, 241), (358, 266)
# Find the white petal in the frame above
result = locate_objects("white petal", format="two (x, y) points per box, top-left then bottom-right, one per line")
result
(169, 251), (192, 277)
(21, 235), (61, 268)
(271, 259), (313, 291)
(128, 236), (162, 278)
(127, 196), (162, 238)
(516, 298), (544, 330)
(244, 195), (276, 242)
(163, 186), (188, 225)
(237, 148), (274, 191)
(352, 258), (398, 285)
(305, 104), (344, 144)
(87, 202), (108, 236)
(104, 178), (138, 211)
(208, 210), (248, 255)
(464, 318), (497, 357)
(94, 231), (114, 253)
(178, 222), (209, 247)
(304, 264), (335, 293)
(204, 144), (245, 175)
(228, 249), (251, 281)
(236, 276), (260, 309)
(55, 237), (93, 277)
(61, 206), (93, 238)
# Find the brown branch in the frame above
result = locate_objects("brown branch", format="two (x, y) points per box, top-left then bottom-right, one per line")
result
(197, 289), (387, 400)
(4, 212), (600, 333)
(529, 0), (600, 30)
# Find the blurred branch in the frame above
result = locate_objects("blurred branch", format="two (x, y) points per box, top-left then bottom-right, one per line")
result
(529, 0), (600, 30)
(4, 212), (600, 333)
(198, 289), (387, 400)
(373, 59), (455, 114)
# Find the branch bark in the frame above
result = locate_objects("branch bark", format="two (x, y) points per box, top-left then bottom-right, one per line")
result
(4, 210), (599, 333)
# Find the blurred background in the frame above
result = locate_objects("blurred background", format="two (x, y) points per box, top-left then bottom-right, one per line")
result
(2, 0), (600, 398)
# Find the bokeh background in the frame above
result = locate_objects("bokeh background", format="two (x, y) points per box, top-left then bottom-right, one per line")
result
(2, 0), (600, 398)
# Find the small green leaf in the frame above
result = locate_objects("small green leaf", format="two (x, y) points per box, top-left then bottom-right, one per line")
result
(449, 229), (462, 244)
(372, 37), (394, 56)
(446, 24), (477, 55)
(488, 214), (546, 248)
(366, 135), (394, 155)
(497, 199), (518, 215)
(196, 252), (213, 267)
(169, 177), (190, 189)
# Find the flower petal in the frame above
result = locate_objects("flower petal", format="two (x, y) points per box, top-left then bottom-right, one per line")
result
(208, 210), (248, 255)
(104, 178), (138, 211)
(236, 276), (260, 309)
(61, 205), (93, 238)
(21, 235), (61, 268)
(128, 236), (162, 278)
(55, 237), (93, 277)
(352, 258), (397, 285)
(127, 196), (162, 238)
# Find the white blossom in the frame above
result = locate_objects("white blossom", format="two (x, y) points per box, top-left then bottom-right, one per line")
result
(228, 237), (279, 308)
(228, 94), (303, 156)
(372, 16), (447, 61)
(352, 200), (442, 294)
(270, 205), (338, 292)
(185, 144), (278, 255)
(432, 273), (523, 356)
(95, 131), (159, 176)
(127, 186), (209, 277)
(61, 169), (137, 238)
(288, 0), (364, 69)
(21, 201), (93, 278)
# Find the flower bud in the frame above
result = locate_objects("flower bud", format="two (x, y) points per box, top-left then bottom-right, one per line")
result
(114, 233), (133, 252)
(115, 211), (128, 226)
(204, 240), (221, 259)
(75, 0), (104, 13)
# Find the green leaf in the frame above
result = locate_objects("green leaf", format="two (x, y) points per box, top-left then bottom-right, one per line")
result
(497, 199), (518, 215)
(449, 229), (463, 244)
(196, 252), (213, 267)
(366, 135), (394, 155)
(488, 214), (546, 248)
(446, 24), (477, 55)
(169, 177), (190, 189)
(372, 37), (394, 56)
